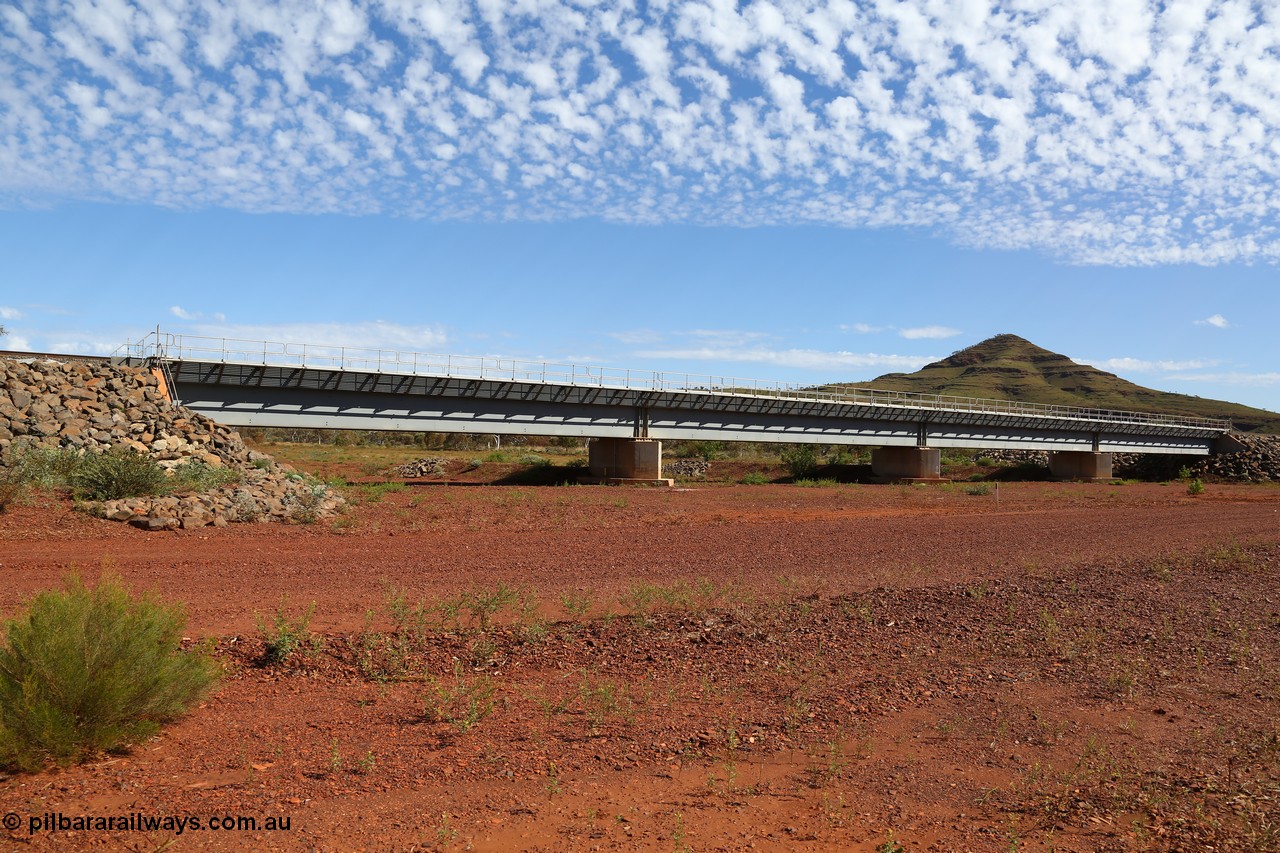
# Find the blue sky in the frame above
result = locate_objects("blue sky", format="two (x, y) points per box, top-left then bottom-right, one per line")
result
(1, 1), (1277, 412)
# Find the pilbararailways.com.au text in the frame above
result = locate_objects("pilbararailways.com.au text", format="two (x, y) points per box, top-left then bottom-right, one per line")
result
(13, 811), (292, 835)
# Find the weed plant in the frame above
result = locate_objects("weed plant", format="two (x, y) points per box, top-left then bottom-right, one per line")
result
(423, 663), (497, 732)
(738, 471), (770, 485)
(0, 575), (218, 770)
(256, 599), (320, 665)
(559, 591), (593, 620)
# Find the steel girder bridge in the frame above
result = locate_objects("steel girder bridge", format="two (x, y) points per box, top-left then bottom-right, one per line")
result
(117, 331), (1233, 482)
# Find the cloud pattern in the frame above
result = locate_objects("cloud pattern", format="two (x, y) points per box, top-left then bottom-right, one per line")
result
(4, 1), (1280, 264)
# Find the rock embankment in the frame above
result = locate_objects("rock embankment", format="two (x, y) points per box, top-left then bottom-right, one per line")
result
(970, 435), (1280, 482)
(390, 457), (449, 478)
(1, 357), (343, 527)
(665, 459), (710, 479)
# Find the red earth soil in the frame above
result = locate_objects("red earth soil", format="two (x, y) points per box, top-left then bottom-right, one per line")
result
(2, 478), (1279, 851)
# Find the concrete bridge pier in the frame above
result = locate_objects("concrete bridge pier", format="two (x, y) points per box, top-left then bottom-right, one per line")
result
(871, 447), (942, 482)
(586, 438), (670, 484)
(1049, 451), (1114, 482)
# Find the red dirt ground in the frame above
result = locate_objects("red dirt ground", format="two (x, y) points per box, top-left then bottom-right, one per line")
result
(2, 477), (1279, 851)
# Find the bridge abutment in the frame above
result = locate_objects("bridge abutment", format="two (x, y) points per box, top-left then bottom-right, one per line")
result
(1048, 451), (1114, 482)
(871, 447), (942, 481)
(586, 438), (670, 484)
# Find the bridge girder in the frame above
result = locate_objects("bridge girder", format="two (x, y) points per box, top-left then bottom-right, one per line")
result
(159, 360), (1223, 456)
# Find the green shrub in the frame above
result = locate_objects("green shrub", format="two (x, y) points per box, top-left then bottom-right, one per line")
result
(739, 471), (770, 485)
(6, 447), (83, 489)
(283, 482), (330, 523)
(780, 444), (819, 479)
(167, 459), (239, 493)
(965, 484), (992, 496)
(1186, 478), (1205, 496)
(71, 449), (167, 500)
(0, 575), (218, 770)
(696, 441), (727, 461)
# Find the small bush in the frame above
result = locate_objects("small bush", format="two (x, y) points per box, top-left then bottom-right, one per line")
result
(0, 471), (27, 513)
(167, 459), (239, 493)
(72, 449), (167, 500)
(965, 484), (992, 496)
(0, 575), (218, 770)
(696, 441), (727, 461)
(1186, 478), (1205, 496)
(283, 481), (330, 523)
(6, 447), (82, 489)
(780, 444), (819, 479)
(739, 471), (770, 485)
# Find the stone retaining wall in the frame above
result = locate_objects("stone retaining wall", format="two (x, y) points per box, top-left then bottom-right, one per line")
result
(1, 357), (343, 527)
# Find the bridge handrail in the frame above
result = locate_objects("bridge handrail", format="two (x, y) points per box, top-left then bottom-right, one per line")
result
(114, 330), (1233, 432)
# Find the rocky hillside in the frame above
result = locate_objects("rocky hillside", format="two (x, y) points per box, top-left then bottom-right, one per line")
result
(0, 356), (343, 528)
(837, 334), (1280, 434)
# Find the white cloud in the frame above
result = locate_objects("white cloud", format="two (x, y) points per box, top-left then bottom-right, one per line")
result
(684, 329), (773, 346)
(635, 346), (933, 373)
(1194, 314), (1230, 329)
(170, 306), (227, 323)
(0, 306), (22, 320)
(899, 326), (961, 340)
(609, 329), (664, 345)
(180, 321), (448, 353)
(1080, 357), (1217, 373)
(841, 323), (884, 334)
(9, 3), (1280, 263)
(5, 335), (32, 350)
(1166, 372), (1280, 387)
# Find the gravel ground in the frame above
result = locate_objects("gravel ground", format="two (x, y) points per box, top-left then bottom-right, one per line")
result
(2, 479), (1279, 851)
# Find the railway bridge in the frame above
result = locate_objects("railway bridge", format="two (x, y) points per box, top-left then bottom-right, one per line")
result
(117, 331), (1233, 483)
